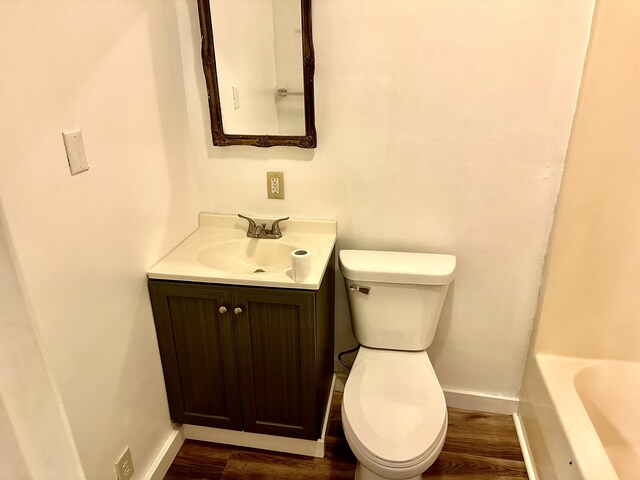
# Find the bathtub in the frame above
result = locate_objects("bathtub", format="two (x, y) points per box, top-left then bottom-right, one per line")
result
(518, 354), (640, 480)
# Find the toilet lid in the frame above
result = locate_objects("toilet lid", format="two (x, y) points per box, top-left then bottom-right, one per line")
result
(343, 351), (447, 466)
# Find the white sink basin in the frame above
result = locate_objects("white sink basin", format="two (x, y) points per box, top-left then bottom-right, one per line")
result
(147, 214), (336, 290)
(197, 238), (309, 274)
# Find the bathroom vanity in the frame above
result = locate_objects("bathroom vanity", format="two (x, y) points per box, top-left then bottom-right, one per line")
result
(147, 214), (336, 450)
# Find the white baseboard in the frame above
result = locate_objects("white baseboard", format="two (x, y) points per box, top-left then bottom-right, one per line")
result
(334, 372), (347, 392)
(141, 377), (520, 479)
(141, 374), (335, 475)
(513, 412), (538, 480)
(183, 424), (327, 458)
(443, 388), (519, 415)
(340, 373), (517, 414)
(183, 374), (336, 459)
(141, 427), (185, 480)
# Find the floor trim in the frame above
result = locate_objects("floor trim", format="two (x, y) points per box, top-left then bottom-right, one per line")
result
(182, 374), (336, 459)
(143, 377), (523, 478)
(443, 388), (519, 414)
(141, 427), (185, 480)
(513, 412), (538, 480)
(341, 374), (518, 415)
(334, 372), (347, 393)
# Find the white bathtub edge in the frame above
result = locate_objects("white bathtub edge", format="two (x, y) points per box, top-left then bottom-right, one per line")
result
(534, 353), (620, 480)
(513, 411), (539, 480)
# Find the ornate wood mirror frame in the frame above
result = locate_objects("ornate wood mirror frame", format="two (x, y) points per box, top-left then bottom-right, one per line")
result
(196, 0), (317, 148)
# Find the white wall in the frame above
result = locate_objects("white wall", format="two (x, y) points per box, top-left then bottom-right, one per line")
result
(212, 0), (280, 134)
(531, 0), (640, 362)
(0, 203), (84, 479)
(0, 397), (30, 479)
(0, 396), (31, 479)
(0, 1), (600, 476)
(0, 2), (199, 479)
(178, 0), (595, 398)
(519, 3), (640, 475)
(273, 0), (306, 135)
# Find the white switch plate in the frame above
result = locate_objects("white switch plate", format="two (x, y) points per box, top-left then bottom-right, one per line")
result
(62, 129), (89, 175)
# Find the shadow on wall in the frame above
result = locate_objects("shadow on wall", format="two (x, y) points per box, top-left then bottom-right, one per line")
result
(0, 199), (85, 480)
(0, 395), (30, 478)
(426, 282), (455, 365)
(333, 265), (356, 373)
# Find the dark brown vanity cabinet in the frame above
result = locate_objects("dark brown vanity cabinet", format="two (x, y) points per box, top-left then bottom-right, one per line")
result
(148, 266), (334, 440)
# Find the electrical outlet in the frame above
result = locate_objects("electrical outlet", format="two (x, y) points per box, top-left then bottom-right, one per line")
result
(266, 171), (285, 199)
(115, 447), (134, 480)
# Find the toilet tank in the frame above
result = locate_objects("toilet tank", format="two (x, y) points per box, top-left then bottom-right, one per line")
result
(339, 250), (456, 351)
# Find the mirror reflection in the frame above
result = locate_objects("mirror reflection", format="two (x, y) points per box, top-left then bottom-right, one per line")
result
(211, 0), (306, 136)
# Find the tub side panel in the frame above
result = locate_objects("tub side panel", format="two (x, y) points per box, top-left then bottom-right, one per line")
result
(519, 355), (582, 480)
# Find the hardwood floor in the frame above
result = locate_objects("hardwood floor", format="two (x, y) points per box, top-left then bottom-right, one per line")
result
(165, 392), (528, 479)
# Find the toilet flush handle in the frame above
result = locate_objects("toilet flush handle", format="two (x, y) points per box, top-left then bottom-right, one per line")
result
(349, 284), (370, 295)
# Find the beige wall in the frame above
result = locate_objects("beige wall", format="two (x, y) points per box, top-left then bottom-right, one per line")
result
(177, 0), (595, 398)
(0, 2), (199, 479)
(532, 0), (640, 362)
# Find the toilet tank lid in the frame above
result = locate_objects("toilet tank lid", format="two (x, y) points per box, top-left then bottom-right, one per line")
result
(339, 250), (456, 285)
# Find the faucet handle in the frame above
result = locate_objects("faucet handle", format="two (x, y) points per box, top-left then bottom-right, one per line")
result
(270, 217), (289, 237)
(238, 214), (257, 236)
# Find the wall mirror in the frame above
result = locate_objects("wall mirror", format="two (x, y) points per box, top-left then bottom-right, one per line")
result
(196, 0), (316, 148)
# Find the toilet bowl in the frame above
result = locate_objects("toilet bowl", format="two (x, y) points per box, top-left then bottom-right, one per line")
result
(339, 249), (456, 480)
(342, 348), (447, 480)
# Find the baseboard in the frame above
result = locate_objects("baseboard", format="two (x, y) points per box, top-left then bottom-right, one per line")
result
(513, 412), (538, 480)
(334, 372), (347, 392)
(141, 427), (185, 480)
(183, 424), (327, 458)
(183, 374), (336, 458)
(443, 388), (519, 415)
(140, 380), (522, 477)
(340, 373), (517, 414)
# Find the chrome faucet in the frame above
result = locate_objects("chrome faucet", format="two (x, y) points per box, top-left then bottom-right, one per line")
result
(238, 214), (289, 239)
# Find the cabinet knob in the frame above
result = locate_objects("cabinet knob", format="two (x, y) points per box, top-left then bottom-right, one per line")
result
(219, 306), (227, 314)
(233, 307), (243, 315)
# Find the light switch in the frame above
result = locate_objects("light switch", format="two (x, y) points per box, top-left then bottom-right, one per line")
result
(62, 129), (89, 175)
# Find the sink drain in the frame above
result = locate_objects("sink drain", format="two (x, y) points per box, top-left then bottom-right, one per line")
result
(253, 268), (266, 273)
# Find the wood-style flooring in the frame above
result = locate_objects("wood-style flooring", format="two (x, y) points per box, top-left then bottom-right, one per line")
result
(165, 392), (528, 479)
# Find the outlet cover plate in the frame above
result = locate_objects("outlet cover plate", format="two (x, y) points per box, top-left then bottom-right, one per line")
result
(115, 447), (134, 480)
(266, 171), (285, 199)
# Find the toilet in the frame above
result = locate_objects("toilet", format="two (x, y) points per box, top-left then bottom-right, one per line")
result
(339, 249), (456, 480)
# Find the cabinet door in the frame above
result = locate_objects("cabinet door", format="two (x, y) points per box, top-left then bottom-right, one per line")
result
(232, 288), (317, 440)
(148, 281), (242, 429)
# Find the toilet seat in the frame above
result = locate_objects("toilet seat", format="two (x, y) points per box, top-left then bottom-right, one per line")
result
(342, 348), (447, 469)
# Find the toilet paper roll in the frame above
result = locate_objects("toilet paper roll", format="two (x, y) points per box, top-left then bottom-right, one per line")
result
(291, 249), (312, 283)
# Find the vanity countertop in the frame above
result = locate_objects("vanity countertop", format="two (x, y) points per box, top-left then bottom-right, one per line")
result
(147, 213), (336, 290)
